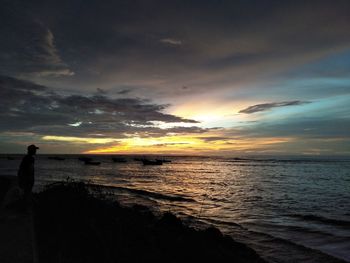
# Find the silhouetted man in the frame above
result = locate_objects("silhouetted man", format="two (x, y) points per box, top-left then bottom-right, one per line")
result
(18, 144), (39, 205)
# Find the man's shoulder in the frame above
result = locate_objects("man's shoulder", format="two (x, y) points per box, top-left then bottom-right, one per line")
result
(22, 155), (34, 163)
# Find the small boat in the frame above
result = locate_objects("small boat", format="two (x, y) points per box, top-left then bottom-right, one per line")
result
(84, 160), (101, 165)
(112, 157), (127, 163)
(78, 157), (92, 162)
(156, 159), (171, 163)
(232, 157), (249, 161)
(142, 159), (163, 165)
(48, 156), (65, 161)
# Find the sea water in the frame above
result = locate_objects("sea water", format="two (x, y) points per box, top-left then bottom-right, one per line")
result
(1, 155), (349, 263)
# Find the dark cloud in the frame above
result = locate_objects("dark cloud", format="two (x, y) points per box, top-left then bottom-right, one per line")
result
(199, 136), (231, 142)
(0, 75), (202, 139)
(0, 1), (73, 77)
(160, 38), (183, 46)
(2, 0), (350, 96)
(96, 88), (107, 95)
(239, 101), (310, 114)
(117, 89), (132, 95)
(151, 142), (189, 147)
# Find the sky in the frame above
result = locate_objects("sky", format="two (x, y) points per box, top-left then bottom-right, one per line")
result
(0, 0), (350, 155)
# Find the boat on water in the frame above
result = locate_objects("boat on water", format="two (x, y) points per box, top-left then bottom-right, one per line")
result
(156, 159), (171, 163)
(78, 157), (93, 162)
(142, 159), (163, 165)
(112, 157), (127, 163)
(84, 160), (101, 165)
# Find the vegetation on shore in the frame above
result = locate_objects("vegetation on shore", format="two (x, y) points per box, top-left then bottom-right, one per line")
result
(34, 180), (266, 263)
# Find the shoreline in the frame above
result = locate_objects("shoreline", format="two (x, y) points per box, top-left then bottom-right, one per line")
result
(0, 176), (266, 262)
(33, 181), (266, 263)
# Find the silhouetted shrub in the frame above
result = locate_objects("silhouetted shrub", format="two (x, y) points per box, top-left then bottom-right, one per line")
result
(34, 180), (266, 263)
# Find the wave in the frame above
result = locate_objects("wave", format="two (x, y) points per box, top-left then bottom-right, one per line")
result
(226, 157), (350, 164)
(88, 183), (196, 202)
(197, 217), (348, 263)
(244, 221), (343, 239)
(289, 214), (350, 227)
(199, 216), (245, 229)
(243, 228), (349, 263)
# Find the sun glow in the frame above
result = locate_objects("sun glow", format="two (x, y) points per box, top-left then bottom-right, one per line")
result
(169, 100), (254, 128)
(81, 134), (295, 154)
(85, 135), (200, 154)
(42, 125), (296, 154)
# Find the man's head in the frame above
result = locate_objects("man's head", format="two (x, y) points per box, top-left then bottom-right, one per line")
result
(27, 144), (39, 155)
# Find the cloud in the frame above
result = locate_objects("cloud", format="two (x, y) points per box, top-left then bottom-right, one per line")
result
(2, 0), (350, 98)
(0, 75), (203, 140)
(160, 38), (183, 46)
(42, 136), (120, 144)
(198, 136), (231, 142)
(117, 89), (132, 95)
(239, 101), (310, 114)
(0, 2), (73, 77)
(151, 142), (189, 147)
(95, 88), (107, 95)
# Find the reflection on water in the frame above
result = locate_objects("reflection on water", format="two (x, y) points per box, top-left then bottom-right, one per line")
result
(1, 155), (349, 263)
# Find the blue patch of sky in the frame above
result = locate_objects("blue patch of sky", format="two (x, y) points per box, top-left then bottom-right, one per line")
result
(279, 49), (350, 95)
(260, 94), (350, 122)
(269, 77), (350, 100)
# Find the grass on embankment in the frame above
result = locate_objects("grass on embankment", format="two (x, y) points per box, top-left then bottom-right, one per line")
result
(33, 181), (266, 263)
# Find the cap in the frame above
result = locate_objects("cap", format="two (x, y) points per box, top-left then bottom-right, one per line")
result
(27, 144), (39, 150)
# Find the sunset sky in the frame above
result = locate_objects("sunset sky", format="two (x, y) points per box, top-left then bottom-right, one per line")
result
(1, 0), (350, 155)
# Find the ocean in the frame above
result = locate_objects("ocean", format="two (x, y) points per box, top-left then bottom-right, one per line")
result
(1, 155), (349, 263)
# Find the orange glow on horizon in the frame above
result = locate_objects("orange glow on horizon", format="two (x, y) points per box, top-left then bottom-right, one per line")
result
(83, 136), (295, 154)
(41, 133), (295, 155)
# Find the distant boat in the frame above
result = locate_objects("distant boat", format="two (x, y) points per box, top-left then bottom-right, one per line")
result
(231, 157), (250, 161)
(112, 157), (127, 163)
(156, 159), (171, 163)
(48, 156), (65, 161)
(84, 160), (101, 165)
(78, 157), (93, 162)
(142, 159), (163, 165)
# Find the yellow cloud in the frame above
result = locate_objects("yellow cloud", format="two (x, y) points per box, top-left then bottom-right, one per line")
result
(85, 135), (200, 154)
(42, 131), (295, 155)
(84, 133), (295, 154)
(42, 136), (119, 144)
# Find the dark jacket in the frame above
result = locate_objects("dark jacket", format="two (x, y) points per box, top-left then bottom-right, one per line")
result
(18, 155), (35, 190)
